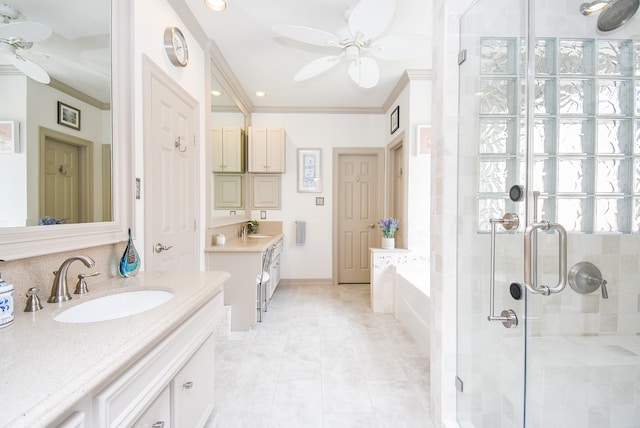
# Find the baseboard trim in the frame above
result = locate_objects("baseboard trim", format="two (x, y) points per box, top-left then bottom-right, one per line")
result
(279, 278), (335, 287)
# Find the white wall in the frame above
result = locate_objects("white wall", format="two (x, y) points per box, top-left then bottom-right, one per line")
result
(133, 0), (207, 268)
(249, 113), (385, 280)
(0, 76), (27, 227)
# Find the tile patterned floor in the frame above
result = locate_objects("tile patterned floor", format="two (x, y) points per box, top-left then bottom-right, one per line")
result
(209, 283), (433, 428)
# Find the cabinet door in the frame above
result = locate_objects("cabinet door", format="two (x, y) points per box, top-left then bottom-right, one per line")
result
(132, 387), (171, 428)
(214, 174), (244, 209)
(222, 128), (244, 172)
(172, 335), (215, 428)
(211, 128), (224, 172)
(251, 174), (280, 209)
(265, 128), (285, 173)
(248, 127), (268, 172)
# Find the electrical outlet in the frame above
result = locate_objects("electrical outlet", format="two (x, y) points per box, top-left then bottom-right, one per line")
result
(260, 211), (267, 219)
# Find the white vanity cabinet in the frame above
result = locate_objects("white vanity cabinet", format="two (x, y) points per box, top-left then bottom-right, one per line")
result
(268, 237), (283, 299)
(248, 127), (285, 173)
(212, 127), (245, 173)
(52, 291), (222, 428)
(171, 334), (216, 427)
(132, 386), (171, 428)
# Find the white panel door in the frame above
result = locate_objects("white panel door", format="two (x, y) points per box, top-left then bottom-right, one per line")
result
(145, 70), (198, 271)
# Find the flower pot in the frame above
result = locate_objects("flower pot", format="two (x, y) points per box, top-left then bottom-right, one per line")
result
(381, 237), (395, 249)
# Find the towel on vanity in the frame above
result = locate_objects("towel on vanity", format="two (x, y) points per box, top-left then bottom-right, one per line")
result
(296, 220), (306, 245)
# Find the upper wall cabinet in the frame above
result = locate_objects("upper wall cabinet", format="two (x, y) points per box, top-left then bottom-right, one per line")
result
(212, 127), (245, 173)
(248, 127), (285, 173)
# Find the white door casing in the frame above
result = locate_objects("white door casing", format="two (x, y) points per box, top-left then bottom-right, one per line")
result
(143, 59), (199, 271)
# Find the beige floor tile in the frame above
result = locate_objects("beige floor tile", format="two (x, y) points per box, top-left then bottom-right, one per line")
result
(213, 283), (432, 427)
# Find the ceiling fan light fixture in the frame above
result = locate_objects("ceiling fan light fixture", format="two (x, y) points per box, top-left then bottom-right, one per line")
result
(204, 0), (227, 12)
(580, 0), (610, 15)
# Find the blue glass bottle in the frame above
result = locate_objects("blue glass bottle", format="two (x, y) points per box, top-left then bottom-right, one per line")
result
(119, 228), (140, 277)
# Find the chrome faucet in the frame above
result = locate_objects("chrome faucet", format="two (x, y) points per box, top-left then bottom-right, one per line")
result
(48, 255), (96, 303)
(242, 222), (253, 239)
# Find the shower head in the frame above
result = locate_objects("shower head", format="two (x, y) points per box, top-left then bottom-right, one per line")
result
(580, 0), (611, 15)
(597, 0), (639, 31)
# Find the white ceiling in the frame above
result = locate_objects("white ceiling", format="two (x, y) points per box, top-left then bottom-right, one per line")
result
(183, 0), (432, 112)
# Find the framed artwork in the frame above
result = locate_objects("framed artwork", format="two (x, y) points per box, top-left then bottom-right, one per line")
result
(57, 101), (81, 130)
(0, 121), (19, 153)
(416, 125), (432, 155)
(390, 105), (399, 134)
(297, 148), (322, 193)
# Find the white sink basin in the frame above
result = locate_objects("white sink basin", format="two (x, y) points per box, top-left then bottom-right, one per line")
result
(54, 289), (174, 323)
(247, 235), (273, 239)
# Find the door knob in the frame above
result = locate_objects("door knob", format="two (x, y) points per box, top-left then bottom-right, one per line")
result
(154, 243), (174, 253)
(369, 224), (375, 229)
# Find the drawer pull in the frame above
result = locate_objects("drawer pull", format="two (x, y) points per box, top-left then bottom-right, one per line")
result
(183, 381), (194, 389)
(152, 422), (165, 428)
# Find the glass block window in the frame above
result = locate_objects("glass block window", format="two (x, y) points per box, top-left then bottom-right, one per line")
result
(478, 38), (640, 233)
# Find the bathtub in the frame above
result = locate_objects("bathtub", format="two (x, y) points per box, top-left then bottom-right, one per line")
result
(395, 264), (430, 356)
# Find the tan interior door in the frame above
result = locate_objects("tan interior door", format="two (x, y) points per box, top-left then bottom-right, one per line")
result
(338, 153), (379, 283)
(145, 69), (198, 271)
(42, 139), (80, 223)
(391, 144), (404, 248)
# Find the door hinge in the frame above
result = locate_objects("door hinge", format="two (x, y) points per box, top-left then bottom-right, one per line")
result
(458, 49), (467, 65)
(194, 219), (197, 231)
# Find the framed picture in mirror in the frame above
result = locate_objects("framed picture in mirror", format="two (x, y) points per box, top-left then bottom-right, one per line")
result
(58, 101), (81, 130)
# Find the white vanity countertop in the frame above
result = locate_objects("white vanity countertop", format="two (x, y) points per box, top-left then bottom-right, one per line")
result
(205, 233), (283, 253)
(0, 270), (230, 428)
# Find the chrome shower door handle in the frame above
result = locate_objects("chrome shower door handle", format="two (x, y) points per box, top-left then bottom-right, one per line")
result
(523, 221), (567, 295)
(487, 214), (519, 329)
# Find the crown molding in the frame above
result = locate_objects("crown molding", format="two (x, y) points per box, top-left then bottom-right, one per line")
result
(382, 69), (433, 112)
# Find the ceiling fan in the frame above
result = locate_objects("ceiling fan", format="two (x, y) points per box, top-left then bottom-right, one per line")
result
(0, 4), (51, 84)
(273, 0), (427, 89)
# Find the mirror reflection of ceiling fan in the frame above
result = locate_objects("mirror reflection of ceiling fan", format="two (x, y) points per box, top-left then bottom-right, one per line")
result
(273, 0), (427, 89)
(0, 3), (51, 84)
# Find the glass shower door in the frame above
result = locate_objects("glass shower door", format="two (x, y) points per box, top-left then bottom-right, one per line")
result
(457, 0), (528, 427)
(525, 2), (640, 427)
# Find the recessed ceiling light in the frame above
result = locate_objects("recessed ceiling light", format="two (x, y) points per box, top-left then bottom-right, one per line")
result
(255, 91), (266, 97)
(211, 90), (222, 96)
(204, 0), (226, 12)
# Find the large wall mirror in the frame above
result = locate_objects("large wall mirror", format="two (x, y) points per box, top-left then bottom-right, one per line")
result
(209, 61), (250, 226)
(0, 0), (132, 259)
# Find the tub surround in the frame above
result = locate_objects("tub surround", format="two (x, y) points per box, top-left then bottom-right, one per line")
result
(0, 270), (229, 427)
(370, 249), (430, 355)
(370, 248), (429, 313)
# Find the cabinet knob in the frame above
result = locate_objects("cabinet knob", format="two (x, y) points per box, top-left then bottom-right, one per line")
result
(183, 381), (194, 389)
(152, 422), (165, 428)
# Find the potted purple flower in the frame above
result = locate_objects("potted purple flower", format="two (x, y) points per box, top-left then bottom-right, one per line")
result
(378, 217), (398, 249)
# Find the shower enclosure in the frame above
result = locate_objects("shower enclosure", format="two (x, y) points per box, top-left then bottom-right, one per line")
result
(456, 0), (640, 427)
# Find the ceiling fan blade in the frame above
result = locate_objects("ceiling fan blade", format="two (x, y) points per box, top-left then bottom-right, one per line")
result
(273, 25), (340, 47)
(294, 55), (344, 81)
(348, 57), (379, 88)
(348, 0), (396, 40)
(369, 34), (429, 60)
(0, 22), (51, 43)
(5, 53), (50, 84)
